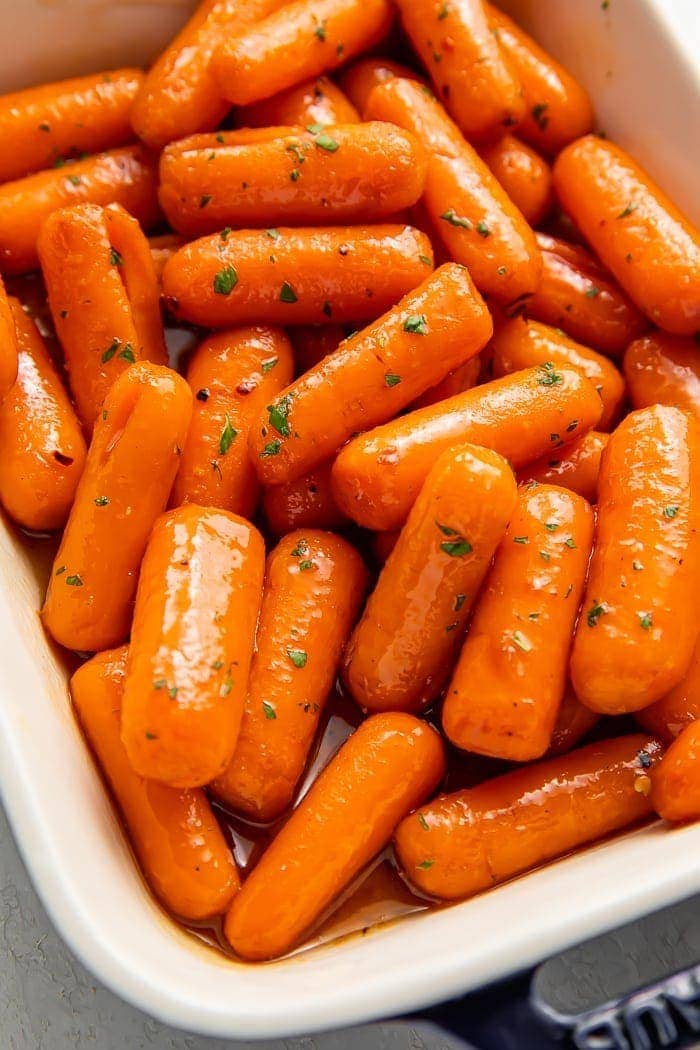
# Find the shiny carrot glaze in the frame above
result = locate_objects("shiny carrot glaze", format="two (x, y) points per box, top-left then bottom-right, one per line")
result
(72, 647), (239, 919)
(262, 460), (348, 535)
(478, 134), (553, 227)
(344, 444), (517, 713)
(651, 721), (700, 823)
(624, 331), (700, 419)
(331, 364), (603, 531)
(0, 277), (18, 401)
(339, 57), (420, 116)
(366, 78), (542, 302)
(553, 136), (700, 335)
(224, 712), (445, 960)
(249, 264), (491, 484)
(236, 74), (359, 127)
(571, 406), (700, 713)
(411, 355), (481, 410)
(637, 635), (700, 743)
(121, 506), (265, 788)
(395, 734), (661, 900)
(443, 485), (594, 760)
(517, 431), (609, 504)
(211, 530), (368, 821)
(547, 683), (600, 756)
(162, 224), (433, 328)
(172, 327), (293, 516)
(38, 202), (167, 432)
(0, 145), (160, 275)
(0, 299), (86, 531)
(0, 68), (143, 182)
(42, 363), (192, 653)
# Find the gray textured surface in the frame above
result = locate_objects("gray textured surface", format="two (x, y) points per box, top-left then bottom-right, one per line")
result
(0, 804), (458, 1050)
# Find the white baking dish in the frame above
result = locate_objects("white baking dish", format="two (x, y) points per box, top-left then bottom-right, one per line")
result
(0, 0), (699, 1040)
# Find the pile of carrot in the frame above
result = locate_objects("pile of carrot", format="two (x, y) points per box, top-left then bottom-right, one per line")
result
(0, 0), (698, 963)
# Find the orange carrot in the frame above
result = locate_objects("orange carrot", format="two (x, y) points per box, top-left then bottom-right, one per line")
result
(517, 431), (609, 504)
(224, 712), (445, 960)
(331, 363), (604, 531)
(72, 647), (239, 919)
(172, 327), (293, 516)
(547, 684), (600, 756)
(0, 298), (86, 531)
(478, 134), (553, 227)
(236, 75), (359, 128)
(636, 635), (700, 744)
(442, 485), (594, 760)
(651, 721), (700, 823)
(624, 331), (700, 420)
(249, 264), (492, 484)
(42, 364), (192, 653)
(0, 277), (18, 402)
(262, 460), (348, 535)
(211, 530), (368, 821)
(339, 57), (420, 116)
(149, 233), (182, 281)
(121, 505), (265, 787)
(344, 444), (517, 713)
(395, 734), (661, 900)
(570, 406), (700, 713)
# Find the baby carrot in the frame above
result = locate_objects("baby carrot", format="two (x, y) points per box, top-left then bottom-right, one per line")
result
(211, 530), (368, 821)
(162, 224), (433, 329)
(262, 461), (348, 535)
(553, 136), (700, 336)
(291, 323), (345, 374)
(331, 363), (603, 531)
(624, 332), (700, 419)
(395, 0), (524, 141)
(570, 406), (700, 713)
(130, 0), (288, 148)
(395, 734), (661, 900)
(121, 506), (265, 788)
(249, 263), (492, 485)
(0, 277), (18, 402)
(224, 712), (445, 960)
(39, 202), (167, 431)
(343, 444), (517, 713)
(158, 123), (428, 236)
(42, 364), (192, 653)
(0, 69), (143, 183)
(172, 327), (293, 516)
(517, 431), (609, 504)
(547, 684), (600, 757)
(411, 356), (481, 410)
(0, 146), (160, 276)
(637, 636), (700, 744)
(529, 233), (648, 357)
(478, 135), (553, 227)
(442, 485), (594, 761)
(366, 78), (542, 302)
(0, 299), (86, 531)
(214, 0), (393, 107)
(72, 647), (239, 919)
(486, 3), (593, 155)
(651, 721), (700, 824)
(236, 75), (359, 128)
(491, 316), (625, 430)
(339, 57), (419, 116)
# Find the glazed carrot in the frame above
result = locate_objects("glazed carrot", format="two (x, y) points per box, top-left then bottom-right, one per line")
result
(637, 636), (700, 744)
(0, 299), (86, 531)
(291, 323), (345, 375)
(211, 530), (368, 821)
(158, 123), (428, 236)
(121, 506), (265, 787)
(0, 277), (18, 402)
(0, 145), (160, 276)
(547, 684), (600, 757)
(0, 69), (143, 182)
(42, 364), (192, 653)
(332, 364), (603, 531)
(214, 0), (393, 107)
(651, 721), (700, 823)
(149, 233), (182, 281)
(38, 203), (166, 432)
(344, 444), (517, 713)
(442, 485), (594, 760)
(225, 712), (445, 960)
(366, 78), (542, 302)
(236, 75), (359, 128)
(262, 461), (348, 535)
(339, 57), (419, 116)
(131, 0), (288, 148)
(529, 233), (648, 357)
(411, 355), (481, 409)
(71, 648), (239, 919)
(478, 135), (553, 227)
(553, 136), (700, 336)
(162, 224), (433, 329)
(486, 3), (593, 155)
(570, 406), (700, 714)
(395, 734), (661, 900)
(624, 332), (700, 419)
(491, 316), (625, 430)
(517, 431), (609, 504)
(249, 264), (492, 485)
(395, 0), (524, 142)
(172, 327), (293, 516)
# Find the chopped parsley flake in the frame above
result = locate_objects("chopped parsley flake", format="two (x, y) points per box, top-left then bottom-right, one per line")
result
(385, 373), (401, 387)
(404, 314), (429, 335)
(537, 361), (563, 386)
(268, 394), (293, 437)
(279, 281), (298, 303)
(109, 247), (123, 267)
(638, 611), (653, 630)
(213, 265), (238, 295)
(287, 648), (308, 668)
(65, 574), (83, 586)
(587, 602), (608, 627)
(262, 700), (277, 720)
(218, 414), (237, 455)
(441, 209), (471, 229)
